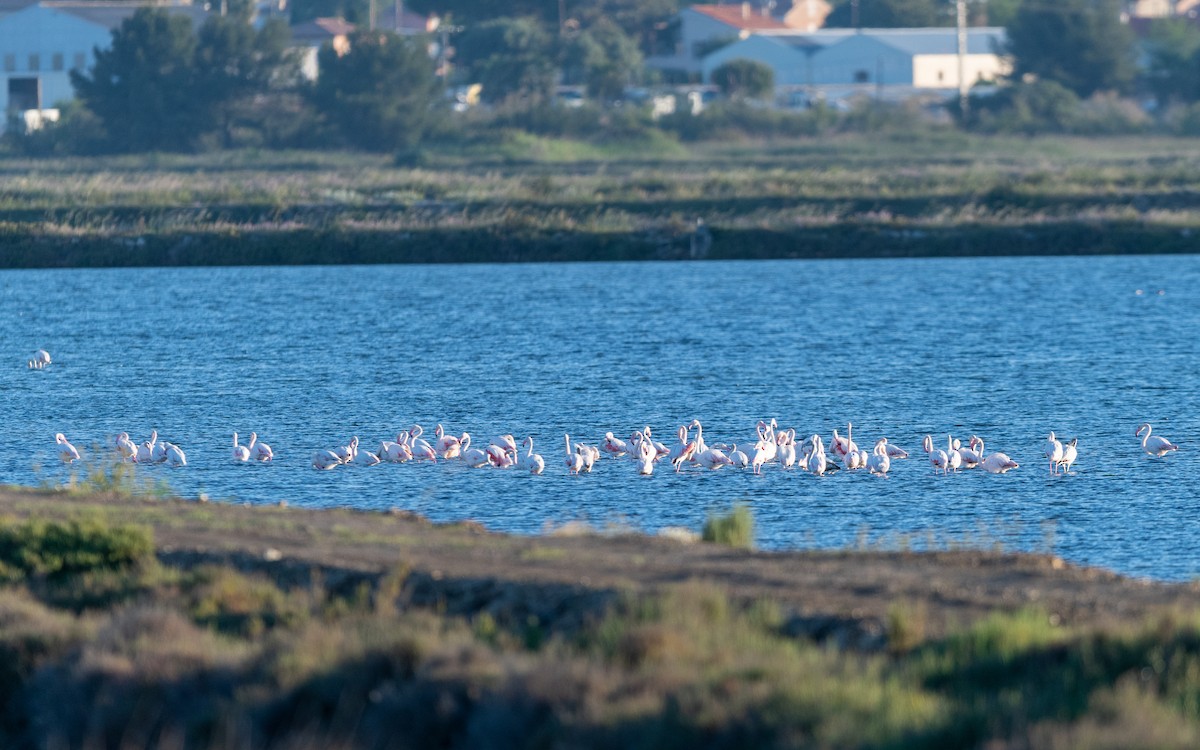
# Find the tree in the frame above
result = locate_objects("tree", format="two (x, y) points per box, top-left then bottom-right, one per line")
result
(454, 17), (557, 104)
(1006, 0), (1136, 97)
(194, 17), (292, 147)
(1145, 19), (1200, 106)
(824, 0), (948, 28)
(71, 8), (201, 151)
(310, 31), (443, 151)
(711, 59), (775, 100)
(565, 18), (643, 102)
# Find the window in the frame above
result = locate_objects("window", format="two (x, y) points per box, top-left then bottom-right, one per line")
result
(52, 53), (63, 71)
(73, 52), (87, 71)
(3, 54), (13, 72)
(853, 69), (869, 83)
(28, 54), (39, 72)
(937, 70), (944, 82)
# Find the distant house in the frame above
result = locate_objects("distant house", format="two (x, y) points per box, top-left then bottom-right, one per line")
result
(289, 9), (438, 80)
(702, 27), (1009, 98)
(0, 0), (208, 126)
(290, 16), (355, 80)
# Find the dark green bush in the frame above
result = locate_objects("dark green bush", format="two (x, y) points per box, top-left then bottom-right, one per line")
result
(702, 504), (755, 549)
(0, 517), (154, 580)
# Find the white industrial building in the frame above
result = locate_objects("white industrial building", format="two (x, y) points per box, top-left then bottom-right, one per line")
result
(702, 27), (1010, 98)
(0, 0), (207, 127)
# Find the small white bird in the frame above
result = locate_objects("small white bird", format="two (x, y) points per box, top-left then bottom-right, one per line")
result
(55, 433), (80, 463)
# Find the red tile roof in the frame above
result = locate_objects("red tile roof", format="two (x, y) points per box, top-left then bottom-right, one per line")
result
(691, 3), (789, 30)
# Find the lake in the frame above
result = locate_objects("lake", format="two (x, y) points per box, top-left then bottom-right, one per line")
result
(2, 257), (1197, 580)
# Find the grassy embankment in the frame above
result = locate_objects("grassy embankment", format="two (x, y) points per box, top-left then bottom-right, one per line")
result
(3, 474), (1200, 748)
(2, 134), (1200, 267)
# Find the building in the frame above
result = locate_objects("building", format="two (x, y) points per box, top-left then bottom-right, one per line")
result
(702, 27), (1009, 100)
(0, 0), (207, 125)
(648, 2), (796, 78)
(290, 16), (355, 80)
(289, 9), (438, 80)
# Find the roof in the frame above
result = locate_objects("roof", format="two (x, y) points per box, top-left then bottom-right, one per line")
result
(30, 1), (208, 30)
(845, 27), (1007, 56)
(290, 15), (355, 41)
(373, 5), (436, 33)
(689, 3), (789, 31)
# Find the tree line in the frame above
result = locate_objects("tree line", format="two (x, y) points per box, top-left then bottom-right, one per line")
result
(15, 0), (1200, 154)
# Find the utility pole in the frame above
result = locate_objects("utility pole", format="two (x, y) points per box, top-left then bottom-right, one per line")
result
(394, 0), (402, 32)
(851, 0), (859, 27)
(957, 0), (968, 119)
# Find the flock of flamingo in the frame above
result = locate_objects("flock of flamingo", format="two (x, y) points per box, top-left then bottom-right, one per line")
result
(49, 420), (1181, 478)
(32, 341), (1184, 478)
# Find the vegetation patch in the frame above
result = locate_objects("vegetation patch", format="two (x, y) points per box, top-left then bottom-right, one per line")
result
(0, 517), (153, 581)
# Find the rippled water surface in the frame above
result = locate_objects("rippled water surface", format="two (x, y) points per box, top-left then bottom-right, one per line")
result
(2, 257), (1197, 579)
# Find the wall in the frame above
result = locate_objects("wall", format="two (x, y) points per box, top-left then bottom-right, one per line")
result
(0, 5), (110, 118)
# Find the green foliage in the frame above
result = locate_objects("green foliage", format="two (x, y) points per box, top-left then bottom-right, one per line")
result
(184, 566), (310, 636)
(565, 17), (644, 101)
(0, 517), (153, 581)
(455, 17), (557, 105)
(1146, 20), (1200, 107)
(70, 8), (297, 152)
(1006, 0), (1136, 97)
(702, 504), (755, 549)
(825, 0), (950, 27)
(711, 59), (775, 101)
(71, 8), (200, 151)
(311, 31), (444, 151)
(965, 81), (1148, 135)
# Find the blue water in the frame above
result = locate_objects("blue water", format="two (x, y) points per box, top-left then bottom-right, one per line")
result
(1, 257), (1196, 580)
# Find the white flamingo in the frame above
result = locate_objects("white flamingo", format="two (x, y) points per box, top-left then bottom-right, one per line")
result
(866, 438), (891, 477)
(164, 442), (186, 467)
(603, 431), (628, 458)
(518, 436), (545, 475)
(805, 434), (828, 476)
(1045, 431), (1064, 475)
(696, 443), (733, 470)
(667, 425), (691, 466)
(409, 425), (438, 461)
(332, 438), (355, 463)
(577, 442), (599, 472)
(1060, 437), (1078, 474)
(635, 434), (655, 475)
(564, 434), (584, 475)
(379, 432), (413, 463)
(312, 449), (341, 470)
(28, 350), (51, 369)
(778, 429), (797, 468)
(350, 437), (381, 466)
(232, 433), (250, 463)
(923, 435), (948, 475)
(248, 432), (273, 462)
(55, 433), (80, 463)
(1137, 423), (1179, 458)
(670, 440), (697, 472)
(462, 434), (490, 468)
(136, 430), (158, 463)
(115, 432), (138, 462)
(885, 442), (910, 459)
(728, 443), (749, 470)
(946, 434), (963, 473)
(434, 424), (462, 459)
(975, 437), (1019, 474)
(955, 437), (981, 469)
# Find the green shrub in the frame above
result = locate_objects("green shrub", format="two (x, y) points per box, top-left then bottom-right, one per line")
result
(702, 504), (755, 549)
(0, 517), (153, 581)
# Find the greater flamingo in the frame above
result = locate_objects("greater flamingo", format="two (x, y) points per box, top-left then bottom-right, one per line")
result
(1045, 431), (1064, 475)
(1137, 423), (1179, 458)
(866, 438), (890, 477)
(249, 432), (273, 462)
(232, 433), (250, 463)
(923, 435), (948, 475)
(55, 433), (79, 463)
(564, 434), (584, 475)
(975, 437), (1019, 474)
